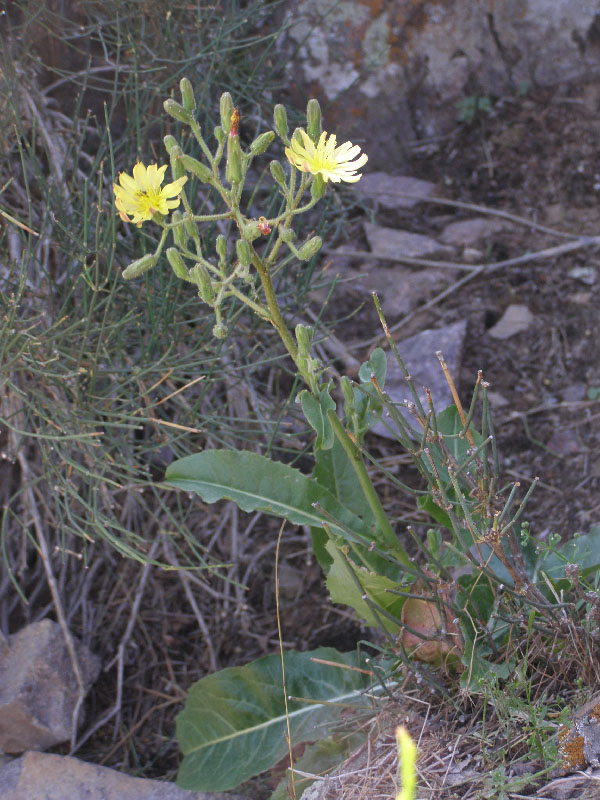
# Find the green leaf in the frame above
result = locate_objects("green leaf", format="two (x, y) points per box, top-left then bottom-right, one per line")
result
(313, 437), (376, 527)
(358, 347), (386, 388)
(176, 647), (378, 792)
(534, 525), (600, 581)
(165, 449), (374, 543)
(325, 541), (404, 630)
(299, 386), (336, 451)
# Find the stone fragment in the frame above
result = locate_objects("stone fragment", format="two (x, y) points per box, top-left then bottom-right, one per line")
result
(568, 266), (597, 285)
(357, 173), (436, 209)
(371, 320), (467, 439)
(487, 304), (534, 340)
(439, 217), (510, 246)
(0, 620), (100, 752)
(547, 429), (581, 455)
(364, 223), (454, 260)
(0, 751), (249, 800)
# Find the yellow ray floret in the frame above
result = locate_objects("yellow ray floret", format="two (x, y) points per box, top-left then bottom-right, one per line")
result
(113, 162), (187, 226)
(285, 130), (368, 183)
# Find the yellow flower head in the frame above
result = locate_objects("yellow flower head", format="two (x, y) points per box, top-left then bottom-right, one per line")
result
(113, 162), (187, 226)
(285, 129), (368, 184)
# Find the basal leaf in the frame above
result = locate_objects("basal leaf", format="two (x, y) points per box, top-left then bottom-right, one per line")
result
(176, 647), (378, 791)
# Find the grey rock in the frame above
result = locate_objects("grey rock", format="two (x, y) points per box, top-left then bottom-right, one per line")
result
(440, 217), (510, 246)
(0, 620), (100, 753)
(371, 320), (468, 439)
(357, 173), (436, 209)
(0, 751), (250, 800)
(364, 223), (454, 260)
(487, 304), (535, 340)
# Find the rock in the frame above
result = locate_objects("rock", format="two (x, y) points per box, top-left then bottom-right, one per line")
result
(0, 620), (100, 753)
(356, 173), (436, 209)
(547, 429), (581, 455)
(371, 320), (468, 439)
(568, 266), (597, 285)
(439, 217), (510, 247)
(487, 304), (535, 340)
(0, 751), (249, 800)
(364, 223), (454, 260)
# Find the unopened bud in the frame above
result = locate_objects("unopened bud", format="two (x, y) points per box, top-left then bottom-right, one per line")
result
(189, 264), (215, 304)
(249, 130), (275, 156)
(273, 104), (289, 140)
(180, 154), (213, 183)
(278, 226), (295, 243)
(164, 98), (193, 125)
(269, 160), (286, 188)
(311, 174), (326, 201)
(212, 321), (228, 339)
(180, 78), (196, 113)
(171, 210), (186, 248)
(163, 134), (178, 154)
(229, 107), (240, 136)
(183, 215), (197, 239)
(169, 145), (186, 181)
(297, 235), (322, 261)
(306, 99), (322, 143)
(216, 235), (227, 259)
(242, 221), (262, 242)
(226, 128), (243, 185)
(219, 92), (234, 132)
(295, 324), (313, 356)
(166, 247), (188, 280)
(122, 253), (156, 280)
(236, 238), (252, 267)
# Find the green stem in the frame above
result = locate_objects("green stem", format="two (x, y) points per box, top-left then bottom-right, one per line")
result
(327, 411), (410, 563)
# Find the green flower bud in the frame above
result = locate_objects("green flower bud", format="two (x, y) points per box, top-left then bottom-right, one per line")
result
(164, 98), (193, 125)
(278, 226), (295, 243)
(306, 98), (322, 143)
(226, 131), (243, 185)
(236, 238), (252, 267)
(163, 134), (178, 154)
(189, 264), (215, 304)
(171, 210), (187, 249)
(219, 92), (234, 132)
(242, 220), (262, 242)
(249, 130), (275, 156)
(214, 125), (226, 145)
(183, 214), (197, 239)
(273, 104), (289, 140)
(269, 160), (286, 188)
(180, 154), (213, 183)
(297, 235), (322, 261)
(166, 247), (189, 280)
(216, 235), (227, 259)
(311, 173), (326, 201)
(169, 145), (186, 181)
(212, 321), (228, 339)
(295, 324), (313, 357)
(180, 77), (196, 113)
(122, 253), (156, 280)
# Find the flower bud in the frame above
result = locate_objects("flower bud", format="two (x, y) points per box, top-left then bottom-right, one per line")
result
(236, 238), (252, 267)
(169, 145), (186, 181)
(180, 154), (213, 183)
(180, 77), (196, 113)
(278, 226), (295, 243)
(241, 220), (262, 242)
(273, 104), (289, 140)
(295, 324), (313, 356)
(219, 92), (234, 132)
(212, 321), (228, 339)
(226, 131), (243, 185)
(171, 210), (186, 248)
(189, 264), (215, 304)
(249, 130), (275, 156)
(164, 98), (193, 125)
(122, 253), (156, 280)
(216, 235), (227, 259)
(306, 98), (322, 143)
(166, 247), (189, 280)
(269, 160), (286, 188)
(183, 215), (197, 239)
(297, 235), (322, 261)
(163, 134), (178, 154)
(310, 173), (326, 201)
